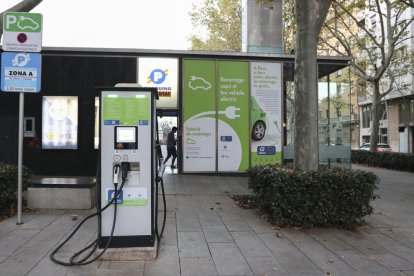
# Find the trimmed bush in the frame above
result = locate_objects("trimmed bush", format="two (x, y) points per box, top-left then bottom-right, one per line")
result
(248, 165), (379, 228)
(0, 163), (32, 210)
(352, 150), (414, 172)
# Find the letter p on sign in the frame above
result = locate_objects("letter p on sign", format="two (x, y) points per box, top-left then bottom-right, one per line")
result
(5, 15), (17, 29)
(153, 72), (163, 82)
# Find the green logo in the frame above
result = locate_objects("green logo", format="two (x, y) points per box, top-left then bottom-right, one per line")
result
(3, 12), (42, 33)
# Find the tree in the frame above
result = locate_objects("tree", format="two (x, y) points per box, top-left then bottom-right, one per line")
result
(399, 0), (414, 7)
(259, 0), (332, 170)
(189, 0), (241, 51)
(0, 0), (43, 38)
(321, 0), (414, 152)
(293, 1), (332, 170)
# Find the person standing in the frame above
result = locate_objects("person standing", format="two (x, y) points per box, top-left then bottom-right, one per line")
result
(164, 126), (177, 168)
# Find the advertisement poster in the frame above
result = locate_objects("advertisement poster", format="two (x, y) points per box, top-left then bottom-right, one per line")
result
(42, 96), (78, 149)
(182, 59), (216, 172)
(138, 57), (178, 109)
(217, 61), (249, 172)
(250, 62), (282, 166)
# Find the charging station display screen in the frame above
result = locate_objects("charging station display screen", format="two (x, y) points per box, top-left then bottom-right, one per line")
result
(115, 126), (138, 149)
(117, 127), (136, 143)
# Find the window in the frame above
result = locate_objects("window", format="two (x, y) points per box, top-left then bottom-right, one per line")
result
(379, 128), (388, 144)
(362, 105), (372, 129)
(380, 103), (387, 120)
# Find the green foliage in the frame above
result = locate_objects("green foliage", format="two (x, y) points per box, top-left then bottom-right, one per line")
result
(352, 150), (414, 172)
(189, 0), (296, 53)
(249, 165), (379, 228)
(0, 163), (31, 210)
(189, 0), (241, 51)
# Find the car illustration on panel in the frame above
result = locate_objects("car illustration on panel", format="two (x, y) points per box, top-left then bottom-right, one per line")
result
(251, 97), (267, 141)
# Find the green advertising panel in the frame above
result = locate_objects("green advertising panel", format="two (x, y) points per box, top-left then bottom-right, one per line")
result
(182, 59), (217, 172)
(217, 61), (250, 172)
(250, 62), (283, 166)
(103, 96), (150, 125)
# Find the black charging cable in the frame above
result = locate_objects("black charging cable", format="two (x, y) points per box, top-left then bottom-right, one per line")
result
(154, 142), (167, 246)
(50, 163), (127, 266)
(156, 177), (167, 241)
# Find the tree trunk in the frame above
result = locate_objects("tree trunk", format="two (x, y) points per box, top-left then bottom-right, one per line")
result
(0, 0), (43, 38)
(293, 1), (320, 171)
(369, 80), (381, 152)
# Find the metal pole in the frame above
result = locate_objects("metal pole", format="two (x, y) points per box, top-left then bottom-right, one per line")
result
(17, 92), (24, 225)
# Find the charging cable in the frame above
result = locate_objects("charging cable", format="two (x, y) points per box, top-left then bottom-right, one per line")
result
(50, 163), (127, 266)
(154, 141), (167, 247)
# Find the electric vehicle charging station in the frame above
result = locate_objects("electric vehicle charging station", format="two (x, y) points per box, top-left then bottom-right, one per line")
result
(50, 87), (165, 265)
(99, 87), (158, 248)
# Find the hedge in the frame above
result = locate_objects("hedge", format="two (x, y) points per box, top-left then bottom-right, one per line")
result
(352, 150), (414, 172)
(249, 165), (379, 228)
(0, 163), (32, 210)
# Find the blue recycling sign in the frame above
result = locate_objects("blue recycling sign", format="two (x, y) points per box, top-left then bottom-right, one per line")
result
(1, 52), (42, 93)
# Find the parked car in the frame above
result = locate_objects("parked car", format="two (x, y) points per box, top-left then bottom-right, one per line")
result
(359, 143), (393, 152)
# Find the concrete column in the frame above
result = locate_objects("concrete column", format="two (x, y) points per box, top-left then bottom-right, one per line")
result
(242, 0), (283, 54)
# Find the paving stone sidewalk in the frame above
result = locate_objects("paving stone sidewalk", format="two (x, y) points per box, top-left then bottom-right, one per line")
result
(0, 164), (413, 275)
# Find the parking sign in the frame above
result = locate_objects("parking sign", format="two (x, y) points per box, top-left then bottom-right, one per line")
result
(1, 52), (42, 93)
(2, 12), (42, 52)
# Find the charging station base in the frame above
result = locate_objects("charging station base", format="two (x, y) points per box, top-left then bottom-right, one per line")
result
(95, 240), (158, 261)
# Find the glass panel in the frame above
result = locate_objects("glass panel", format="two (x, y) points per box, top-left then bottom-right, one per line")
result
(318, 76), (330, 146)
(283, 62), (350, 167)
(318, 69), (351, 168)
(285, 80), (295, 146)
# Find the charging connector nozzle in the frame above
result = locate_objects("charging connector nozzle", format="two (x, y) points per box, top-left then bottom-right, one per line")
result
(121, 162), (130, 181)
(113, 164), (121, 186)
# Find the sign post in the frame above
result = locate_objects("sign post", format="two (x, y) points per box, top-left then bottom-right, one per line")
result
(2, 12), (42, 225)
(17, 93), (24, 224)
